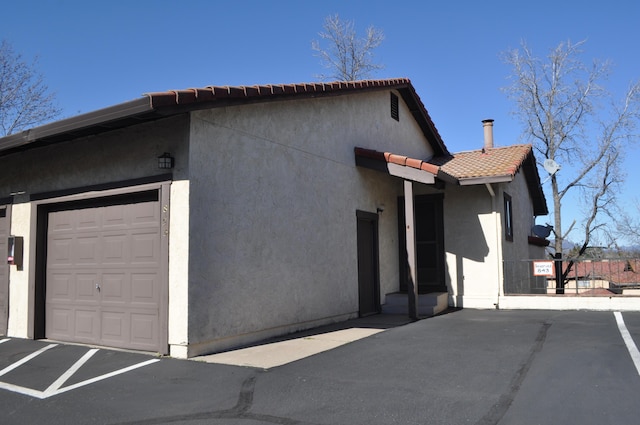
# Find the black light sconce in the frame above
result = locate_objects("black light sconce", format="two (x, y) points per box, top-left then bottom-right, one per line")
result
(158, 152), (174, 169)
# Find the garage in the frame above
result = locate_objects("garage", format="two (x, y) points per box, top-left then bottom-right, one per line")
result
(42, 190), (168, 353)
(0, 206), (8, 335)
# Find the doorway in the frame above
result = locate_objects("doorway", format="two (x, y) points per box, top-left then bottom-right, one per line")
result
(398, 194), (446, 293)
(356, 211), (380, 317)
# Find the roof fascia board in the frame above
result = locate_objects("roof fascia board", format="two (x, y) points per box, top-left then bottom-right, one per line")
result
(387, 163), (436, 184)
(355, 153), (436, 185)
(458, 175), (514, 185)
(395, 85), (449, 156)
(0, 98), (152, 152)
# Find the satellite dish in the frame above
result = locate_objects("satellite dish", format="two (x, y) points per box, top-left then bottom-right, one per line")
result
(543, 159), (561, 175)
(541, 159), (561, 184)
(532, 224), (554, 238)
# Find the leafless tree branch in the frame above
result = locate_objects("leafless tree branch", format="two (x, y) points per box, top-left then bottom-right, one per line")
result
(311, 14), (384, 81)
(502, 39), (640, 255)
(0, 40), (61, 136)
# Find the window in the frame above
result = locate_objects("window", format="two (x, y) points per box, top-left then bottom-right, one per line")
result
(390, 92), (399, 121)
(504, 193), (513, 242)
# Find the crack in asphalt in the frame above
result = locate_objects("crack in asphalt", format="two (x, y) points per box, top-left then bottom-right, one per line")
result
(474, 321), (552, 425)
(112, 374), (325, 425)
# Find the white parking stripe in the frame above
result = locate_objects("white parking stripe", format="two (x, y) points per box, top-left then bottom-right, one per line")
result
(0, 339), (10, 344)
(43, 348), (99, 397)
(53, 358), (160, 397)
(614, 311), (640, 376)
(0, 343), (57, 377)
(0, 341), (161, 399)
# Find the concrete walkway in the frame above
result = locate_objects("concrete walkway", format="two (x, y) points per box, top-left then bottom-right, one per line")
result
(192, 314), (414, 369)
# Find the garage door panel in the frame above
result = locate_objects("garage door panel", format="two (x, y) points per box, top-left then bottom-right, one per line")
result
(49, 237), (73, 266)
(131, 273), (159, 304)
(48, 274), (74, 302)
(49, 307), (73, 334)
(103, 233), (127, 264)
(129, 202), (161, 227)
(45, 198), (165, 353)
(48, 211), (74, 233)
(101, 311), (127, 342)
(77, 208), (101, 230)
(131, 232), (160, 265)
(101, 273), (126, 302)
(76, 274), (99, 301)
(75, 310), (100, 340)
(102, 205), (128, 228)
(130, 313), (158, 346)
(77, 235), (100, 265)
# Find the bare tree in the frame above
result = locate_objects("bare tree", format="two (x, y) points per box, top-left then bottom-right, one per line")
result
(616, 201), (640, 248)
(312, 14), (384, 81)
(502, 40), (640, 260)
(0, 40), (61, 136)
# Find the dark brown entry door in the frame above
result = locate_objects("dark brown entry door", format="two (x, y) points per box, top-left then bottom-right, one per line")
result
(0, 207), (8, 335)
(357, 211), (380, 317)
(399, 194), (446, 293)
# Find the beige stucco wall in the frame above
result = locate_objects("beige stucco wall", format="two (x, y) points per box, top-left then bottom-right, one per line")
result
(0, 115), (190, 348)
(186, 89), (434, 355)
(426, 183), (500, 308)
(6, 201), (33, 337)
(416, 167), (545, 309)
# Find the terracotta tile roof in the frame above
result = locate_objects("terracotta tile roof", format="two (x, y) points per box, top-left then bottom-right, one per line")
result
(355, 143), (548, 216)
(356, 144), (534, 182)
(564, 259), (640, 285)
(427, 145), (533, 181)
(146, 79), (412, 107)
(354, 147), (439, 176)
(0, 78), (449, 157)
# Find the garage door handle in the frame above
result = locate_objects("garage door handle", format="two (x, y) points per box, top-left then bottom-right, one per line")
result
(96, 283), (101, 292)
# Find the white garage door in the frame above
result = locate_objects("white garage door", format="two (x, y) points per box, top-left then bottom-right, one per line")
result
(45, 196), (166, 352)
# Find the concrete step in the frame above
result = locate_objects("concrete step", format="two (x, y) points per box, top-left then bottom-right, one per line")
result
(381, 292), (449, 317)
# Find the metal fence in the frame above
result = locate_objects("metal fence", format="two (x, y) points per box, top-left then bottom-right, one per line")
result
(503, 258), (640, 295)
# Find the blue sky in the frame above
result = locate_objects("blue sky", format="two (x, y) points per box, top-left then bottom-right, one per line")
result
(2, 0), (639, 244)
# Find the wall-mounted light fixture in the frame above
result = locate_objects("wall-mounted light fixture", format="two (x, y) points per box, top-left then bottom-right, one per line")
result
(158, 152), (174, 169)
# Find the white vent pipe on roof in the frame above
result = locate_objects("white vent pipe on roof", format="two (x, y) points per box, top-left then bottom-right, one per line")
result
(482, 119), (494, 150)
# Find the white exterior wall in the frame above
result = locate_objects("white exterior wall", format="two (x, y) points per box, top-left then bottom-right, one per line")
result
(186, 90), (434, 355)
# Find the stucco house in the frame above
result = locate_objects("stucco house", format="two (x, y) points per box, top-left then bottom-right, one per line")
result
(0, 78), (547, 358)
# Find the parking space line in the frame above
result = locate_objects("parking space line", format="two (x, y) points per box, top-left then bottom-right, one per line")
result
(53, 358), (160, 397)
(0, 339), (9, 344)
(0, 343), (58, 378)
(42, 348), (99, 398)
(0, 340), (161, 399)
(614, 311), (640, 376)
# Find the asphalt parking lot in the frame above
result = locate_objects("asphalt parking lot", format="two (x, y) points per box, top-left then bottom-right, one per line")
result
(1, 309), (640, 425)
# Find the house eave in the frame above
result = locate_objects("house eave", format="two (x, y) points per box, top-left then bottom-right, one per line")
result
(457, 175), (514, 185)
(0, 97), (155, 157)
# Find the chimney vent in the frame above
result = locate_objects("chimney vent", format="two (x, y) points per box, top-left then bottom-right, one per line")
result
(482, 119), (494, 150)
